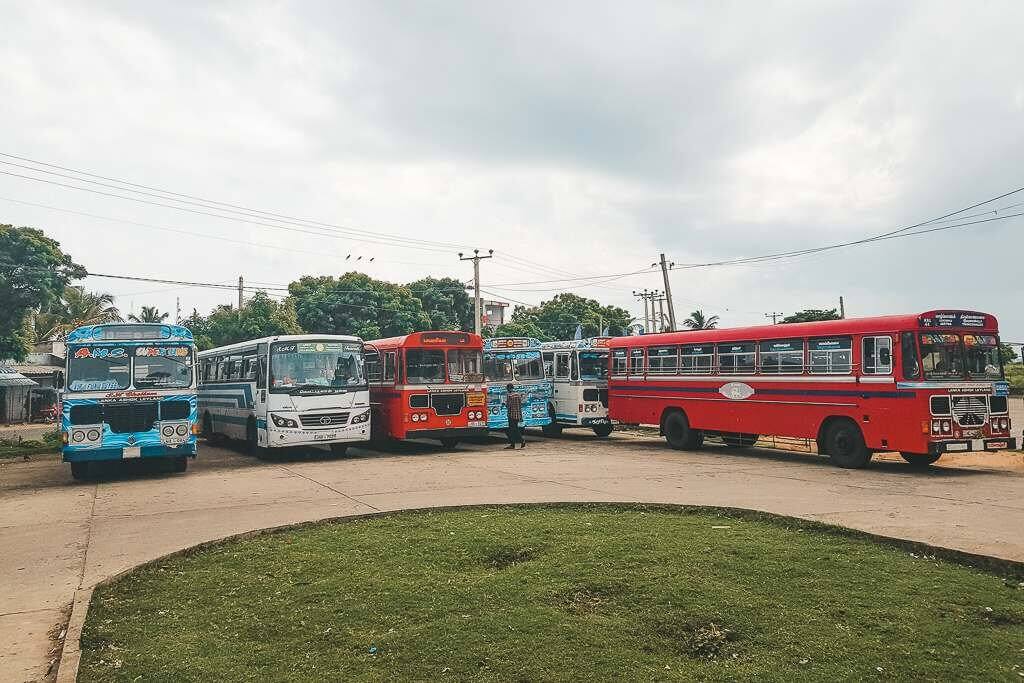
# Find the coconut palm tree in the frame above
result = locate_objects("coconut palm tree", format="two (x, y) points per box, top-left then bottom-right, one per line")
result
(128, 306), (169, 323)
(683, 309), (719, 330)
(31, 287), (123, 342)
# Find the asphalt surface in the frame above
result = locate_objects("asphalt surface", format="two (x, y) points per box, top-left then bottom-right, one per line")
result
(2, 431), (1023, 682)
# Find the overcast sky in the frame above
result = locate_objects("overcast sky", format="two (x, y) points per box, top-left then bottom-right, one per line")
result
(2, 1), (1022, 340)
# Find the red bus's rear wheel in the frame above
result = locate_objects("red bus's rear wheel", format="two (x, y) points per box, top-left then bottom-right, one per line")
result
(722, 433), (758, 448)
(900, 452), (941, 468)
(592, 423), (613, 438)
(662, 410), (703, 450)
(824, 420), (871, 468)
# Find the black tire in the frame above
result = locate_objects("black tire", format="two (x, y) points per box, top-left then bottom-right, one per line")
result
(542, 421), (563, 437)
(439, 437), (459, 450)
(662, 410), (703, 450)
(70, 461), (91, 481)
(247, 420), (269, 459)
(900, 452), (941, 468)
(330, 443), (349, 456)
(722, 433), (758, 448)
(592, 423), (614, 438)
(171, 455), (188, 472)
(824, 420), (872, 468)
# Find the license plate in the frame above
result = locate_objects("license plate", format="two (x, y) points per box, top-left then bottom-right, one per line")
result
(123, 446), (141, 459)
(313, 433), (337, 441)
(963, 429), (981, 438)
(987, 441), (1008, 450)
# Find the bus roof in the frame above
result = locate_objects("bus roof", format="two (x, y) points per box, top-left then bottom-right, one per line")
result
(367, 331), (483, 350)
(66, 323), (194, 343)
(608, 310), (999, 348)
(483, 337), (542, 351)
(540, 337), (612, 350)
(197, 333), (363, 358)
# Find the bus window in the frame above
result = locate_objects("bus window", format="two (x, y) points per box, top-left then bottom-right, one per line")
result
(648, 346), (679, 374)
(570, 352), (579, 381)
(901, 332), (920, 379)
(680, 345), (714, 374)
(555, 353), (571, 379)
(384, 352), (396, 383)
(514, 354), (545, 380)
(718, 343), (755, 374)
(809, 337), (852, 374)
(542, 351), (554, 378)
(406, 349), (445, 384)
(628, 349), (645, 376)
(611, 349), (627, 376)
(364, 350), (382, 383)
(484, 355), (513, 381)
(448, 349), (484, 382)
(134, 348), (193, 389)
(578, 351), (608, 380)
(963, 334), (1002, 379)
(919, 333), (963, 379)
(759, 339), (804, 374)
(862, 336), (892, 375)
(256, 343), (268, 389)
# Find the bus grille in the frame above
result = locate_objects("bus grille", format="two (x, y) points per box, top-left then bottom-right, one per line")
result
(299, 412), (350, 428)
(160, 400), (190, 420)
(69, 404), (103, 425)
(431, 393), (465, 416)
(951, 396), (987, 427)
(103, 402), (159, 433)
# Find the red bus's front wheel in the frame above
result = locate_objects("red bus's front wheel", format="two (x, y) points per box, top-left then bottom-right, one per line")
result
(662, 410), (703, 451)
(824, 420), (871, 469)
(900, 452), (941, 468)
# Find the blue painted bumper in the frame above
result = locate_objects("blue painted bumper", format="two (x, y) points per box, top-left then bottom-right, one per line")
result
(63, 441), (197, 462)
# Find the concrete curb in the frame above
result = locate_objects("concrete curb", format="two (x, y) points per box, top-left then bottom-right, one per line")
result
(55, 587), (92, 683)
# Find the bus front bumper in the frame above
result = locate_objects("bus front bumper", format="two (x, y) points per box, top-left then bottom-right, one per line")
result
(928, 437), (1017, 455)
(406, 427), (490, 440)
(265, 422), (370, 448)
(63, 442), (197, 462)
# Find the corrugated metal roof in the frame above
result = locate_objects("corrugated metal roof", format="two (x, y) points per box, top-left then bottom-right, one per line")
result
(0, 364), (38, 387)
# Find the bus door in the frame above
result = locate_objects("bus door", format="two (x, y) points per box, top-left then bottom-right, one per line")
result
(552, 351), (573, 419)
(255, 343), (268, 414)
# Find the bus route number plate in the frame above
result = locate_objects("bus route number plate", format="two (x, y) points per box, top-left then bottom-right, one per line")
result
(314, 433), (337, 441)
(123, 446), (141, 459)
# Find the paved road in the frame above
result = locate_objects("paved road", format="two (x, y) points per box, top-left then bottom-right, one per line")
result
(2, 433), (1023, 682)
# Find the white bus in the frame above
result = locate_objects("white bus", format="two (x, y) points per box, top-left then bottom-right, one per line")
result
(197, 335), (370, 455)
(540, 338), (614, 437)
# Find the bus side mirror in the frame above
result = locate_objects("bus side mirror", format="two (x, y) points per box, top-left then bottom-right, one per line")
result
(54, 371), (65, 390)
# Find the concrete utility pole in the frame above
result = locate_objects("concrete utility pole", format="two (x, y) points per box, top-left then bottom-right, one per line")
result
(176, 297), (181, 325)
(839, 296), (846, 319)
(655, 296), (666, 332)
(765, 312), (784, 324)
(658, 254), (677, 331)
(459, 249), (493, 335)
(633, 290), (649, 333)
(237, 276), (244, 310)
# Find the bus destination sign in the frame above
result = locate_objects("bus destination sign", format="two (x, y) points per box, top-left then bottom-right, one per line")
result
(919, 311), (987, 328)
(421, 332), (470, 345)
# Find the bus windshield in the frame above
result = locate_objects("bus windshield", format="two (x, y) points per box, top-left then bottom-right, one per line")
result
(919, 333), (964, 380)
(133, 346), (193, 389)
(447, 349), (484, 383)
(578, 351), (608, 380)
(406, 349), (446, 384)
(963, 334), (1003, 379)
(270, 341), (365, 392)
(484, 355), (513, 382)
(67, 347), (131, 392)
(513, 353), (544, 380)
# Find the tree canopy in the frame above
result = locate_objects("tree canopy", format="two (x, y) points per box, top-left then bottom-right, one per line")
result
(409, 276), (474, 331)
(682, 310), (719, 330)
(128, 306), (169, 323)
(495, 293), (631, 341)
(0, 225), (86, 360)
(780, 309), (841, 324)
(181, 292), (302, 350)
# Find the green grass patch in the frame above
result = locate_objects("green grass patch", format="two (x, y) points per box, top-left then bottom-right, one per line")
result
(0, 428), (60, 458)
(79, 506), (1024, 681)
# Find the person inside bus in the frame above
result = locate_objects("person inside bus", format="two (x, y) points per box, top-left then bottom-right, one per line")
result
(504, 383), (526, 449)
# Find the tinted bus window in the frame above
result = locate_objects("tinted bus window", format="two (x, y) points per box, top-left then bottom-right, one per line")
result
(718, 343), (755, 374)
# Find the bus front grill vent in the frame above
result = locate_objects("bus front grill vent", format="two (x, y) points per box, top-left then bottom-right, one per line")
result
(103, 402), (159, 434)
(951, 395), (987, 427)
(299, 413), (350, 428)
(431, 393), (465, 416)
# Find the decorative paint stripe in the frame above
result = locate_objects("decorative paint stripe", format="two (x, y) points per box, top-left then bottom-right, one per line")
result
(613, 394), (856, 408)
(610, 385), (914, 399)
(613, 374), (860, 383)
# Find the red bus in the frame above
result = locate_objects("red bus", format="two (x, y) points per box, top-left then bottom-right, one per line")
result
(608, 310), (1015, 468)
(364, 331), (488, 449)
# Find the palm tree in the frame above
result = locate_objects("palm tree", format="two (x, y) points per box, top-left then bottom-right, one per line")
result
(128, 306), (169, 323)
(31, 287), (123, 342)
(683, 309), (719, 330)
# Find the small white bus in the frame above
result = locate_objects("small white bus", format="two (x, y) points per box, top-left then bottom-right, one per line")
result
(198, 335), (370, 455)
(540, 338), (614, 437)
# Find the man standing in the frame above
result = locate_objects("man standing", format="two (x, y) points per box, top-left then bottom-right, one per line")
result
(504, 383), (526, 449)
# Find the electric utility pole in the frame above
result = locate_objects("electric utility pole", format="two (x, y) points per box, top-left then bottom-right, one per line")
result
(633, 289), (650, 333)
(176, 297), (181, 325)
(655, 296), (667, 332)
(657, 254), (677, 331)
(839, 296), (845, 319)
(765, 312), (784, 324)
(459, 249), (493, 335)
(237, 276), (244, 310)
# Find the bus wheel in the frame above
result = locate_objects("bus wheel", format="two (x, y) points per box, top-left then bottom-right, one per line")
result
(824, 420), (871, 468)
(330, 443), (349, 456)
(663, 411), (703, 450)
(247, 421), (268, 459)
(70, 461), (91, 481)
(171, 456), (188, 473)
(722, 433), (758, 447)
(592, 423), (613, 438)
(439, 438), (459, 450)
(542, 422), (563, 437)
(900, 452), (941, 468)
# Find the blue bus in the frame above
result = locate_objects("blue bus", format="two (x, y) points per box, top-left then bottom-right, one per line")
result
(60, 323), (198, 479)
(482, 337), (553, 430)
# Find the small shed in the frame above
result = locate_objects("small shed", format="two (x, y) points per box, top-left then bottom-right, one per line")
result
(0, 364), (38, 424)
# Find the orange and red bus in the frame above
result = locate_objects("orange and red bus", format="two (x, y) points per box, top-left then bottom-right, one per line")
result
(608, 310), (1014, 468)
(364, 331), (488, 449)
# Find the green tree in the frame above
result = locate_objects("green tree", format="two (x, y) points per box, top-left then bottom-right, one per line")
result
(200, 292), (302, 348)
(999, 343), (1018, 365)
(409, 276), (474, 331)
(288, 272), (431, 340)
(780, 309), (841, 324)
(0, 225), (86, 360)
(683, 309), (719, 330)
(487, 320), (548, 340)
(499, 294), (632, 341)
(179, 308), (214, 350)
(128, 306), (169, 323)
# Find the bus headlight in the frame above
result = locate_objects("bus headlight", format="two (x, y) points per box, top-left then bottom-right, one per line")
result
(175, 424), (189, 436)
(271, 414), (298, 428)
(162, 425), (176, 437)
(931, 420), (941, 434)
(86, 429), (101, 441)
(72, 430), (85, 443)
(351, 410), (370, 424)
(941, 420), (952, 434)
